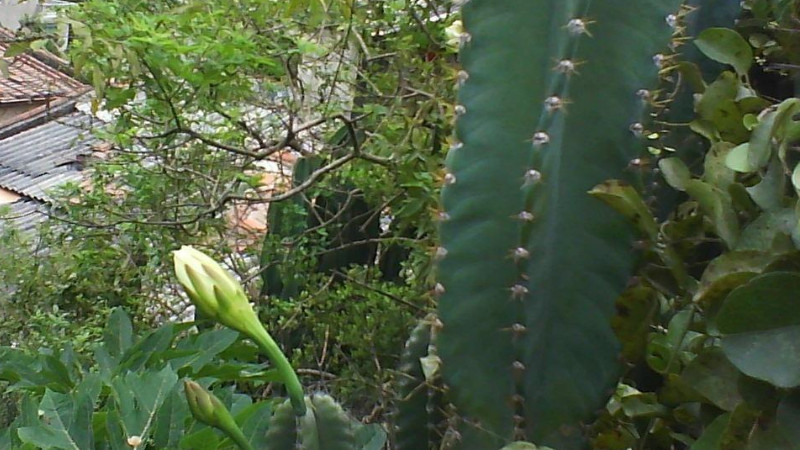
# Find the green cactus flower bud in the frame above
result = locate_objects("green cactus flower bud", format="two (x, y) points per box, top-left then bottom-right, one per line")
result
(184, 380), (220, 426)
(183, 380), (254, 450)
(173, 245), (253, 329)
(173, 246), (306, 415)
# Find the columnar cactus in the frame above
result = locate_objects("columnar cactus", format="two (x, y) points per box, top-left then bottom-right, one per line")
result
(265, 394), (358, 450)
(393, 315), (445, 450)
(437, 1), (683, 447)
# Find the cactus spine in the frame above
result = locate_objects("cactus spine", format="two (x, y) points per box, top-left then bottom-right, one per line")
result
(438, 0), (682, 447)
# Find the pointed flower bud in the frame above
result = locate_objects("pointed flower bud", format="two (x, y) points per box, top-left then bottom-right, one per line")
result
(173, 245), (259, 335)
(184, 380), (223, 426)
(173, 246), (306, 416)
(183, 380), (254, 450)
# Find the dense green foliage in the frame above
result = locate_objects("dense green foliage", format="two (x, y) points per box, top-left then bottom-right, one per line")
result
(0, 0), (453, 411)
(2, 0), (800, 448)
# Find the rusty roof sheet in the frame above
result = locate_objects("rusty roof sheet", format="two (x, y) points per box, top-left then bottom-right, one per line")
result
(0, 30), (88, 104)
(0, 108), (97, 201)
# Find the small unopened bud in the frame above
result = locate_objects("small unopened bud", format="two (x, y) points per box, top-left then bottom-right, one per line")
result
(184, 380), (222, 426)
(184, 380), (252, 446)
(127, 436), (143, 447)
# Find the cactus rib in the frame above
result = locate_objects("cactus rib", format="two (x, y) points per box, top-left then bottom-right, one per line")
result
(438, 0), (682, 447)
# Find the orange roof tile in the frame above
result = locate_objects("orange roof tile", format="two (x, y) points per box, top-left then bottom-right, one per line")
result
(0, 29), (88, 104)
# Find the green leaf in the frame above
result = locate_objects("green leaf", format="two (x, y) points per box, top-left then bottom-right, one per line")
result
(103, 308), (133, 360)
(17, 426), (80, 450)
(695, 72), (749, 143)
(170, 328), (239, 374)
(3, 41), (31, 58)
(680, 348), (743, 411)
(110, 366), (179, 441)
(746, 157), (785, 212)
(589, 181), (659, 240)
(775, 392), (800, 442)
(736, 208), (796, 252)
(693, 251), (775, 311)
(611, 286), (658, 363)
(16, 389), (94, 450)
(715, 272), (800, 388)
(151, 388), (190, 448)
(353, 424), (387, 450)
(647, 309), (698, 374)
(792, 165), (800, 192)
(235, 401), (272, 449)
(690, 413), (729, 450)
(703, 142), (737, 190)
(747, 109), (778, 170)
(659, 157), (692, 191)
(694, 28), (753, 77)
(685, 179), (740, 248)
(179, 427), (220, 449)
(725, 143), (756, 172)
(119, 324), (176, 372)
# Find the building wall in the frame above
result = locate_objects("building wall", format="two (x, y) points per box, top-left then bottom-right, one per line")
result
(0, 188), (20, 204)
(0, 103), (42, 127)
(0, 0), (39, 30)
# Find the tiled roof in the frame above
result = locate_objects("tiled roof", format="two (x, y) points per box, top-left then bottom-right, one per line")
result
(0, 29), (88, 103)
(0, 107), (97, 201)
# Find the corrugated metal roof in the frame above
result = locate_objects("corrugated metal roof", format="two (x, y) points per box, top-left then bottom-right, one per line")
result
(0, 109), (96, 200)
(0, 29), (88, 103)
(0, 199), (46, 233)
